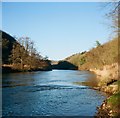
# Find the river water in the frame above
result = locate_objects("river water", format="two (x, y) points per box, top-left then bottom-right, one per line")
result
(2, 70), (106, 116)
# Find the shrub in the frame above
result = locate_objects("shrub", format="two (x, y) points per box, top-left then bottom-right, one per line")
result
(80, 57), (86, 65)
(96, 40), (101, 47)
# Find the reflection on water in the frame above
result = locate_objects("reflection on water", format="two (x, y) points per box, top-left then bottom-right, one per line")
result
(2, 70), (106, 116)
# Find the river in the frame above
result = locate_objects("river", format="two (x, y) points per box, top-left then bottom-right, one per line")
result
(2, 70), (107, 116)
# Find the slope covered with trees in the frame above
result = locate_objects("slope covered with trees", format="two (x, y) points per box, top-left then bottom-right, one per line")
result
(2, 30), (17, 64)
(2, 31), (52, 72)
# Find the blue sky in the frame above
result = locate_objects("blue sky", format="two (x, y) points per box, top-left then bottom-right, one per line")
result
(2, 2), (112, 60)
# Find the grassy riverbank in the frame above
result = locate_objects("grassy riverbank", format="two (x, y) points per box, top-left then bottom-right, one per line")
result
(65, 38), (119, 117)
(92, 63), (119, 117)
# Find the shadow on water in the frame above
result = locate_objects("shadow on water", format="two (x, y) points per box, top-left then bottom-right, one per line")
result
(74, 72), (99, 87)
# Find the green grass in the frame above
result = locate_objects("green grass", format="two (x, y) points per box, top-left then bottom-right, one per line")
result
(107, 91), (120, 111)
(117, 80), (120, 86)
(106, 80), (120, 116)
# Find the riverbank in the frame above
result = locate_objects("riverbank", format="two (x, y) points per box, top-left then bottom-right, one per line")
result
(90, 63), (118, 94)
(75, 63), (119, 117)
(2, 64), (52, 73)
(96, 91), (120, 117)
(89, 63), (119, 117)
(64, 38), (119, 117)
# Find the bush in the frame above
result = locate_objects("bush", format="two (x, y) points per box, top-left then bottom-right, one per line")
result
(80, 57), (86, 65)
(96, 40), (101, 47)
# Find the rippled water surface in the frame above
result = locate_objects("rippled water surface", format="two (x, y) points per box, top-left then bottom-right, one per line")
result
(2, 70), (106, 116)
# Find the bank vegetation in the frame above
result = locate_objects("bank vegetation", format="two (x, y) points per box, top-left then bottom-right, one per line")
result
(2, 31), (52, 72)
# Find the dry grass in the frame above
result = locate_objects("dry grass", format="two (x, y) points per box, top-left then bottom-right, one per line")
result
(66, 38), (119, 93)
(89, 63), (118, 94)
(66, 38), (118, 70)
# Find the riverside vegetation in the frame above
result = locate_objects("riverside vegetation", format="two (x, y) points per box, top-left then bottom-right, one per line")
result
(1, 30), (77, 72)
(1, 30), (52, 72)
(65, 38), (119, 117)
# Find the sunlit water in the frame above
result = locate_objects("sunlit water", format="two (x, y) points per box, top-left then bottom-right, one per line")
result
(2, 70), (107, 116)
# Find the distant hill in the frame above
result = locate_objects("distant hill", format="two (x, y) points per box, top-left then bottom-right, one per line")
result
(65, 38), (118, 70)
(1, 30), (17, 64)
(52, 61), (78, 70)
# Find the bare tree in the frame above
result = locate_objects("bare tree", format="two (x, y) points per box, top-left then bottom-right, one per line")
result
(106, 1), (120, 34)
(10, 41), (27, 69)
(10, 37), (45, 70)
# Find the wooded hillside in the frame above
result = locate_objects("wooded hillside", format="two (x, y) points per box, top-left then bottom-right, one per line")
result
(1, 31), (52, 72)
